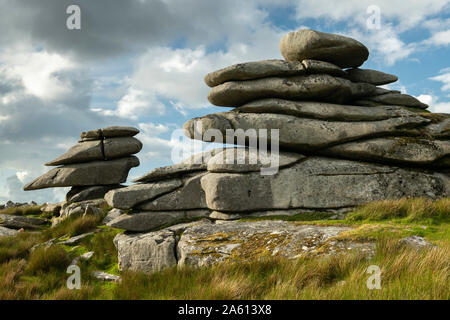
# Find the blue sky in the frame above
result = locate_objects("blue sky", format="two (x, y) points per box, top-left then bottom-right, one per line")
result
(0, 0), (449, 204)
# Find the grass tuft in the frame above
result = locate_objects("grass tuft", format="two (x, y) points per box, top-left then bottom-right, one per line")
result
(27, 245), (71, 274)
(346, 198), (450, 224)
(0, 205), (42, 216)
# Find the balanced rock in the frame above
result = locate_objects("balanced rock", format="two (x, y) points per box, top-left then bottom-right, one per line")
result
(207, 74), (376, 107)
(321, 137), (450, 166)
(345, 68), (398, 85)
(25, 126), (142, 199)
(80, 126), (139, 141)
(183, 112), (430, 151)
(355, 93), (429, 109)
(236, 99), (417, 121)
(279, 29), (369, 68)
(46, 137), (142, 166)
(204, 59), (346, 87)
(24, 156), (139, 190)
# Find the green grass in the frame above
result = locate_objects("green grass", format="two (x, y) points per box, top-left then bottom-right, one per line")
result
(42, 214), (104, 240)
(0, 232), (41, 264)
(26, 245), (71, 274)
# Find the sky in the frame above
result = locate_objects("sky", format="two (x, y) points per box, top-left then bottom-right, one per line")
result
(0, 0), (449, 204)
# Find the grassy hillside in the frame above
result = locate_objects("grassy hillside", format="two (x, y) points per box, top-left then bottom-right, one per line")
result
(0, 198), (448, 300)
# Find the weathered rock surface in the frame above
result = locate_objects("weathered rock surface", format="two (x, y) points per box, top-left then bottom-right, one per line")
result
(0, 226), (18, 237)
(81, 126), (139, 140)
(209, 208), (348, 221)
(322, 137), (450, 166)
(137, 173), (208, 211)
(177, 221), (374, 268)
(105, 179), (182, 210)
(398, 236), (435, 249)
(301, 59), (347, 76)
(206, 148), (305, 173)
(423, 115), (450, 138)
(46, 140), (103, 166)
(357, 93), (429, 109)
(236, 98), (417, 121)
(107, 209), (210, 232)
(46, 137), (142, 166)
(59, 232), (94, 245)
(91, 271), (121, 282)
(204, 59), (346, 87)
(41, 202), (63, 216)
(133, 149), (222, 183)
(345, 68), (398, 85)
(0, 214), (47, 229)
(56, 199), (106, 224)
(24, 156), (139, 190)
(207, 74), (376, 107)
(205, 60), (306, 87)
(103, 208), (124, 224)
(113, 219), (374, 273)
(201, 157), (450, 212)
(103, 137), (143, 159)
(279, 29), (369, 68)
(66, 185), (123, 204)
(114, 229), (178, 272)
(183, 112), (430, 151)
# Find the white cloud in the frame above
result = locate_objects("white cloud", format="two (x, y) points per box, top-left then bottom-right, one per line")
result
(138, 122), (170, 136)
(92, 88), (166, 120)
(425, 29), (450, 46)
(430, 70), (450, 91)
(125, 25), (285, 110)
(0, 49), (76, 101)
(15, 171), (29, 183)
(416, 94), (434, 105)
(292, 0), (448, 31)
(416, 94), (450, 113)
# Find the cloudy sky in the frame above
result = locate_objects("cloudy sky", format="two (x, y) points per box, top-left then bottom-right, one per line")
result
(0, 0), (449, 204)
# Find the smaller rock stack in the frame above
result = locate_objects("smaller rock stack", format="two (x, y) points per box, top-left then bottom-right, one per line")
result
(24, 126), (142, 204)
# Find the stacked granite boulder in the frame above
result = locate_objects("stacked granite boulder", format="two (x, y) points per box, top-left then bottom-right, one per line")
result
(180, 30), (450, 216)
(108, 29), (449, 229)
(105, 29), (449, 273)
(24, 126), (142, 205)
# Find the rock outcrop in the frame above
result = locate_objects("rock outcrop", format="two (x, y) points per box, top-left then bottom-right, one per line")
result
(24, 126), (142, 223)
(114, 220), (375, 272)
(96, 29), (450, 273)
